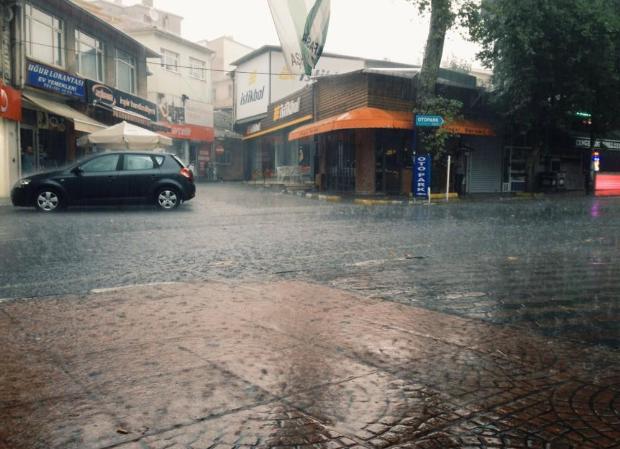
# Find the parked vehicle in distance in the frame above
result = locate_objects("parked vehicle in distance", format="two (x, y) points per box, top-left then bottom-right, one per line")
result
(11, 151), (195, 212)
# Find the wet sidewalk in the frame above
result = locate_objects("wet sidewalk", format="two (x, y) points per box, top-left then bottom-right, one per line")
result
(1, 281), (619, 449)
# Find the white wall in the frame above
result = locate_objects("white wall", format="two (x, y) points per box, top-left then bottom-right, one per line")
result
(129, 31), (213, 126)
(234, 48), (366, 122)
(0, 119), (19, 198)
(270, 51), (364, 103)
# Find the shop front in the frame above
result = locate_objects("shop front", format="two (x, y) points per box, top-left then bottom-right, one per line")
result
(159, 123), (215, 177)
(579, 136), (620, 196)
(243, 87), (316, 186)
(290, 107), (498, 195)
(0, 83), (23, 197)
(20, 61), (106, 176)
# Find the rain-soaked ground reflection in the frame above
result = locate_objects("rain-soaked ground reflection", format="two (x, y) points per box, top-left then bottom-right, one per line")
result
(2, 185), (620, 351)
(1, 280), (619, 449)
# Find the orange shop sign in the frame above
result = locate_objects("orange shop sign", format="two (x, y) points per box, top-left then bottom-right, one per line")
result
(160, 123), (214, 142)
(0, 84), (22, 122)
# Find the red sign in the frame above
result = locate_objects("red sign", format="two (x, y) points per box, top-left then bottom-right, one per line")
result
(595, 173), (620, 197)
(0, 84), (22, 122)
(160, 123), (214, 142)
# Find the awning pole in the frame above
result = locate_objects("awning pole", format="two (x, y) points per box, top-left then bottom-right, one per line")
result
(446, 155), (451, 201)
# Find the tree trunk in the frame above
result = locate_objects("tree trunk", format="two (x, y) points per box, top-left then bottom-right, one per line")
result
(416, 0), (452, 104)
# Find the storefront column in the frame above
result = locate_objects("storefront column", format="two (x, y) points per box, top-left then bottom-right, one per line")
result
(355, 129), (376, 194)
(0, 119), (20, 198)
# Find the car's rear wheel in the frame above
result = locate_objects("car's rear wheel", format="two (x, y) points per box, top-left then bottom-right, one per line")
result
(35, 189), (63, 212)
(155, 187), (180, 210)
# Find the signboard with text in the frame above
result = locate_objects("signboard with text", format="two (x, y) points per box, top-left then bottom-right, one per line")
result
(86, 80), (157, 122)
(26, 61), (85, 99)
(413, 154), (432, 198)
(576, 137), (620, 151)
(416, 115), (444, 127)
(0, 84), (22, 121)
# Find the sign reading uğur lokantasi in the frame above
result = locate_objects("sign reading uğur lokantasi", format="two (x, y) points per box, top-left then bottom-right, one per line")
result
(413, 154), (432, 198)
(27, 61), (85, 99)
(86, 80), (157, 122)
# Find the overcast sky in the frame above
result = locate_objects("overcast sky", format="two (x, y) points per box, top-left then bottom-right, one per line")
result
(126, 0), (485, 69)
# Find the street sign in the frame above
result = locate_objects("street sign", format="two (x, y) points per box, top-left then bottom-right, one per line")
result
(416, 115), (444, 127)
(413, 154), (432, 198)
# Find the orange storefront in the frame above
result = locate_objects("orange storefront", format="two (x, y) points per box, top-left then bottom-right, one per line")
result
(285, 70), (497, 195)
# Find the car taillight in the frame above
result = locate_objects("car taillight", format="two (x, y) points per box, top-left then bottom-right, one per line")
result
(180, 167), (193, 182)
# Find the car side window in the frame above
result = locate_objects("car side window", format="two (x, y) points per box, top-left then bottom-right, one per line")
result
(80, 155), (120, 173)
(154, 156), (165, 167)
(123, 155), (156, 171)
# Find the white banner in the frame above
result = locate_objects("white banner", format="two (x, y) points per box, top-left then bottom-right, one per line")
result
(267, 0), (331, 76)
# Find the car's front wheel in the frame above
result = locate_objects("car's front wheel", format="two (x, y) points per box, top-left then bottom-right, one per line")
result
(155, 187), (180, 210)
(35, 189), (63, 212)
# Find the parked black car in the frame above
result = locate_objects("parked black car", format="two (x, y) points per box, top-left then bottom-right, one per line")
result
(11, 151), (196, 211)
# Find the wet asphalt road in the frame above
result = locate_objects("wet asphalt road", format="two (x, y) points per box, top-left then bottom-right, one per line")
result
(1, 183), (619, 348)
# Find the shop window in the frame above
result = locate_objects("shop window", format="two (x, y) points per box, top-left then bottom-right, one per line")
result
(116, 49), (136, 94)
(25, 4), (64, 67)
(75, 30), (104, 82)
(189, 58), (206, 80)
(162, 49), (180, 73)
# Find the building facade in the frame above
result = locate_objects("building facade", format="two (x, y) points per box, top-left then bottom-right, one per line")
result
(127, 28), (215, 175)
(200, 36), (253, 111)
(0, 0), (157, 198)
(241, 68), (500, 196)
(83, 0), (216, 179)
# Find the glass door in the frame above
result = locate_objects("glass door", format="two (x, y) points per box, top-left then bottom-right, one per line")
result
(20, 126), (39, 176)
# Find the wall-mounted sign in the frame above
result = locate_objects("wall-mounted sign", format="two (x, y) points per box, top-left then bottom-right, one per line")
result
(0, 83), (22, 121)
(26, 61), (85, 99)
(160, 123), (214, 142)
(416, 115), (444, 127)
(157, 94), (185, 124)
(273, 97), (301, 121)
(240, 86), (265, 106)
(576, 137), (620, 151)
(86, 80), (157, 122)
(413, 154), (432, 198)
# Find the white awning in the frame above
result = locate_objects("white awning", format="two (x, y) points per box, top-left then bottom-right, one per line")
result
(23, 92), (106, 134)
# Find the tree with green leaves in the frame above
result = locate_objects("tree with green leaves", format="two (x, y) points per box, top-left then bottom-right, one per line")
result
(466, 0), (620, 155)
(406, 0), (476, 158)
(406, 0), (473, 102)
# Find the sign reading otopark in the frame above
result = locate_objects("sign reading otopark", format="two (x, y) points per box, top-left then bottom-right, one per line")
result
(268, 0), (331, 76)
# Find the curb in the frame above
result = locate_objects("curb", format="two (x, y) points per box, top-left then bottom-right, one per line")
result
(318, 194), (342, 202)
(353, 199), (406, 206)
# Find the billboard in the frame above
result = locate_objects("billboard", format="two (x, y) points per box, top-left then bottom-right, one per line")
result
(235, 52), (271, 121)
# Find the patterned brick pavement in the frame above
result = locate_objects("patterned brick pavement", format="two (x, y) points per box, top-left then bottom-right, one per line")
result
(1, 281), (619, 449)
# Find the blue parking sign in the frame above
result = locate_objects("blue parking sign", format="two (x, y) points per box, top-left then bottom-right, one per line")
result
(413, 154), (432, 198)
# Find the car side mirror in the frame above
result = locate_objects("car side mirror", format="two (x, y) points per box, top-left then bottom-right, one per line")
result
(72, 166), (83, 175)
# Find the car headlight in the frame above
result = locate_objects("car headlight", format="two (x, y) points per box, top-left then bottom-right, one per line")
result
(19, 179), (31, 186)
